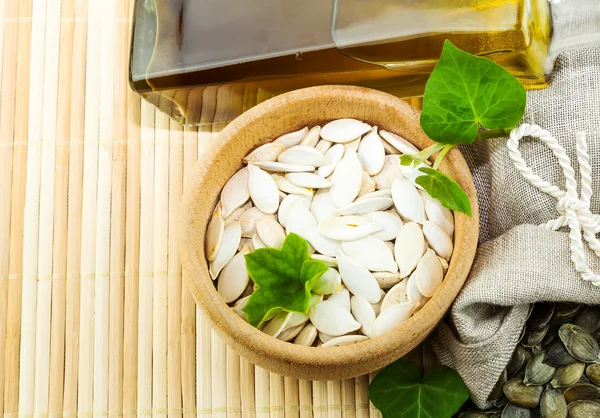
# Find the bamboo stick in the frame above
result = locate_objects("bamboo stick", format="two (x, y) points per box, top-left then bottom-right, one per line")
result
(270, 373), (285, 418)
(313, 381), (329, 418)
(168, 119), (184, 418)
(342, 379), (356, 418)
(107, 0), (130, 413)
(78, 0), (103, 413)
(226, 348), (242, 418)
(0, 0), (19, 413)
(138, 100), (155, 418)
(153, 110), (170, 418)
(123, 91), (141, 418)
(47, 0), (76, 414)
(284, 377), (299, 418)
(181, 125), (198, 418)
(196, 308), (212, 418)
(33, 0), (62, 414)
(327, 380), (342, 418)
(354, 376), (369, 418)
(254, 367), (270, 418)
(19, 0), (49, 412)
(211, 329), (228, 418)
(62, 0), (88, 412)
(368, 374), (382, 418)
(240, 358), (256, 418)
(123, 0), (141, 414)
(298, 380), (312, 418)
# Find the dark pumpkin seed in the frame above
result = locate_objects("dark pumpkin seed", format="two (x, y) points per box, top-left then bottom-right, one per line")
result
(559, 324), (600, 364)
(544, 341), (578, 367)
(540, 388), (567, 418)
(573, 306), (600, 335)
(554, 303), (581, 319)
(490, 369), (508, 403)
(508, 345), (532, 378)
(523, 324), (550, 348)
(585, 363), (600, 386)
(459, 412), (493, 418)
(504, 379), (544, 408)
(551, 362), (585, 388)
(525, 352), (556, 386)
(563, 383), (600, 404)
(502, 403), (533, 418)
(567, 400), (600, 417)
(541, 333), (557, 349)
(528, 304), (556, 331)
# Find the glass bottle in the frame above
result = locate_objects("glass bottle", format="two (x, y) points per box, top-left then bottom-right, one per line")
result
(129, 0), (600, 126)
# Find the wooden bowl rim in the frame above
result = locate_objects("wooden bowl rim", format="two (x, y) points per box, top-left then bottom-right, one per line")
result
(179, 85), (479, 379)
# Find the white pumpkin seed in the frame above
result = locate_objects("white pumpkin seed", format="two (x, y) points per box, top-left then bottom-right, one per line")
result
(286, 172), (332, 189)
(278, 145), (327, 167)
(372, 300), (420, 337)
(315, 139), (332, 154)
(345, 138), (361, 153)
(382, 139), (397, 155)
(278, 194), (312, 228)
(391, 177), (425, 223)
(312, 268), (342, 295)
(209, 221), (242, 279)
(356, 189), (392, 201)
(330, 151), (363, 207)
(425, 199), (455, 238)
(252, 161), (315, 173)
(206, 206), (225, 261)
(373, 155), (404, 190)
(286, 312), (310, 329)
(244, 143), (286, 163)
(318, 215), (382, 241)
(318, 144), (345, 178)
(400, 162), (428, 189)
(423, 221), (453, 260)
(252, 233), (266, 250)
(351, 295), (377, 337)
(248, 164), (279, 214)
(327, 287), (351, 311)
(415, 248), (443, 298)
(321, 335), (369, 348)
(321, 119), (371, 143)
(310, 294), (324, 308)
(217, 248), (250, 303)
(358, 170), (376, 197)
(274, 127), (309, 148)
(256, 217), (286, 248)
(238, 237), (254, 253)
(294, 324), (318, 346)
(263, 312), (292, 338)
(271, 174), (314, 196)
(310, 254), (338, 267)
(226, 200), (253, 223)
(220, 167), (250, 217)
(309, 301), (361, 336)
(300, 126), (321, 147)
(311, 189), (337, 224)
(319, 331), (337, 343)
(277, 324), (305, 342)
(305, 229), (341, 257)
(371, 289), (386, 316)
(394, 222), (426, 278)
(285, 204), (317, 240)
(379, 130), (419, 155)
(438, 257), (449, 273)
(358, 127), (385, 176)
(336, 251), (382, 304)
(373, 272), (403, 290)
(233, 296), (250, 321)
(239, 207), (271, 238)
(341, 236), (398, 273)
(406, 272), (430, 311)
(380, 280), (409, 312)
(335, 197), (393, 216)
(364, 211), (404, 241)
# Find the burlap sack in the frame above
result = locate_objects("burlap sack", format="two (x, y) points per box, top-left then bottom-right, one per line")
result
(431, 46), (600, 409)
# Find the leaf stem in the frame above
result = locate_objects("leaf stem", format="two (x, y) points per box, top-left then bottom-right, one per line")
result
(475, 128), (512, 141)
(433, 144), (454, 170)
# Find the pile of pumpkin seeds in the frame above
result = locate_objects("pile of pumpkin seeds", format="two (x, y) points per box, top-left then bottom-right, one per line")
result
(459, 303), (600, 418)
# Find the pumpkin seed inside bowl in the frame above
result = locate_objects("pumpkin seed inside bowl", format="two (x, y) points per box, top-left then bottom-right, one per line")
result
(206, 120), (456, 347)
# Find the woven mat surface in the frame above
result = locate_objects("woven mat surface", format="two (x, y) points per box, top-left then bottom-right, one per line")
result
(0, 0), (435, 416)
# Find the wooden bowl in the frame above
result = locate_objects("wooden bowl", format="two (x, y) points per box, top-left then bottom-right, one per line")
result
(179, 86), (479, 380)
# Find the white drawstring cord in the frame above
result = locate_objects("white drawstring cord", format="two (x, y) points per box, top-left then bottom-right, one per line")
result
(506, 123), (600, 286)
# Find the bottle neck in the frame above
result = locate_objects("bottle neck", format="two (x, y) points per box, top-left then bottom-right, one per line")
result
(547, 0), (600, 70)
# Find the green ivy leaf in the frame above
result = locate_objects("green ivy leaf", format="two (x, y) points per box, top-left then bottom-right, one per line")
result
(415, 168), (472, 217)
(369, 359), (469, 418)
(420, 40), (526, 145)
(243, 233), (327, 327)
(400, 154), (420, 167)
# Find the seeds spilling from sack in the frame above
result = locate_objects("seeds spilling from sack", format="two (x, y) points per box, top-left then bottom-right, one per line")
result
(206, 120), (456, 346)
(459, 302), (600, 417)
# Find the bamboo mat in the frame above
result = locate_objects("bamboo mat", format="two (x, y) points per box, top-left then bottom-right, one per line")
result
(0, 0), (433, 416)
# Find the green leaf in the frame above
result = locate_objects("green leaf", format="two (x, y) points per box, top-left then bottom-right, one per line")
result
(369, 359), (469, 418)
(415, 168), (472, 217)
(420, 40), (526, 145)
(400, 154), (420, 167)
(242, 233), (327, 327)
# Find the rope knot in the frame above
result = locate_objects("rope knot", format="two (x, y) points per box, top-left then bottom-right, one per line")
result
(507, 125), (600, 286)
